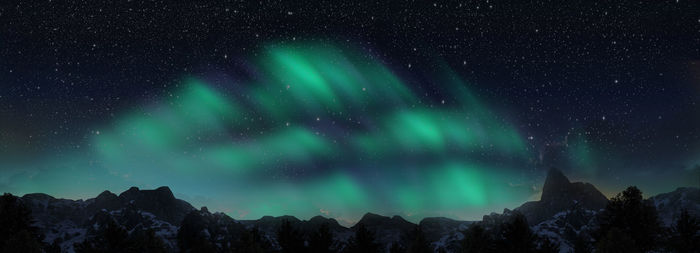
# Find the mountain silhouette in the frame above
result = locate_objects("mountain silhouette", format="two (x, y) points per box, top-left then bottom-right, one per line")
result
(516, 168), (609, 225)
(12, 169), (699, 252)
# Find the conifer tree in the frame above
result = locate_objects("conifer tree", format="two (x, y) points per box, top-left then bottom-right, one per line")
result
(595, 186), (662, 252)
(0, 193), (43, 253)
(668, 209), (700, 253)
(277, 219), (305, 253)
(460, 224), (492, 253)
(406, 226), (431, 253)
(495, 213), (537, 253)
(346, 223), (381, 253)
(309, 222), (335, 253)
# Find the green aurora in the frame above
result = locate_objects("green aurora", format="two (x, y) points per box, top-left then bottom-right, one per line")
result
(1, 43), (603, 224)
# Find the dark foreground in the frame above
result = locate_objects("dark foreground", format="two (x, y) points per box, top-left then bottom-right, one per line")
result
(1, 169), (698, 253)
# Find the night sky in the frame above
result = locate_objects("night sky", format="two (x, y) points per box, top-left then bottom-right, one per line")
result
(1, 1), (699, 224)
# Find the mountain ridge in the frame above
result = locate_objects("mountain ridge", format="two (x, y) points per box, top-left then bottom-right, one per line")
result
(13, 171), (700, 253)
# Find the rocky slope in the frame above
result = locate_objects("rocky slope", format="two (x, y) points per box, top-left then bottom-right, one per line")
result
(515, 168), (609, 226)
(478, 168), (608, 252)
(512, 168), (608, 252)
(15, 171), (699, 253)
(22, 186), (194, 252)
(648, 187), (700, 226)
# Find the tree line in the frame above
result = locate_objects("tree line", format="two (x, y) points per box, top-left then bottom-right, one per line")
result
(1, 186), (698, 252)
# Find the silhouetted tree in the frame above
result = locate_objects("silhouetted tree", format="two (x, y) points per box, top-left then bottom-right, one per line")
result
(129, 229), (167, 253)
(595, 227), (637, 253)
(495, 212), (537, 253)
(667, 209), (700, 253)
(537, 236), (560, 253)
(177, 211), (216, 253)
(309, 222), (335, 253)
(460, 224), (493, 253)
(75, 219), (131, 253)
(0, 193), (43, 253)
(407, 226), (431, 253)
(45, 238), (63, 253)
(277, 219), (305, 253)
(236, 227), (267, 253)
(594, 186), (662, 252)
(346, 223), (381, 253)
(571, 232), (592, 253)
(389, 242), (405, 253)
(3, 230), (44, 253)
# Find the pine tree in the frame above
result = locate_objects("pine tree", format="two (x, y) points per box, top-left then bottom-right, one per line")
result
(277, 219), (305, 253)
(389, 242), (405, 253)
(45, 238), (63, 253)
(177, 211), (216, 253)
(309, 222), (335, 253)
(594, 227), (637, 253)
(668, 209), (700, 253)
(0, 193), (43, 253)
(460, 224), (492, 253)
(129, 229), (167, 253)
(346, 223), (381, 253)
(571, 232), (592, 253)
(407, 226), (431, 253)
(75, 219), (130, 253)
(594, 186), (662, 252)
(238, 227), (268, 253)
(495, 213), (537, 253)
(537, 236), (560, 253)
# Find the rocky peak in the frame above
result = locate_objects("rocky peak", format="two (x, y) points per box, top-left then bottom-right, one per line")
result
(92, 190), (120, 211)
(22, 193), (55, 201)
(96, 190), (117, 200)
(541, 168), (571, 202)
(155, 186), (175, 199)
(119, 187), (140, 198)
(307, 215), (342, 228)
(353, 212), (416, 232)
(354, 212), (390, 229)
(515, 168), (608, 225)
(118, 186), (175, 201)
(352, 213), (416, 248)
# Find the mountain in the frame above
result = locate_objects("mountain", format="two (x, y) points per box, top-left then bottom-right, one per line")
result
(351, 212), (417, 249)
(239, 214), (352, 250)
(648, 187), (700, 226)
(11, 173), (699, 253)
(241, 214), (349, 236)
(480, 168), (609, 252)
(419, 217), (473, 251)
(21, 186), (195, 252)
(514, 168), (608, 252)
(177, 206), (252, 252)
(516, 168), (609, 225)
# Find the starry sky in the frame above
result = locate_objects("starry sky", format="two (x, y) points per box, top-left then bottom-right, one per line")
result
(1, 1), (699, 224)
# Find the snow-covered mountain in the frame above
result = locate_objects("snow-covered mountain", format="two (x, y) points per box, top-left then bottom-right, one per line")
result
(419, 217), (473, 252)
(648, 187), (700, 226)
(479, 169), (700, 253)
(479, 168), (607, 252)
(16, 172), (699, 253)
(516, 168), (608, 226)
(19, 187), (476, 252)
(517, 168), (607, 252)
(21, 186), (194, 252)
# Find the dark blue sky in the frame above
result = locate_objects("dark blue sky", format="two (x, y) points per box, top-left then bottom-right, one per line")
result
(0, 0), (699, 222)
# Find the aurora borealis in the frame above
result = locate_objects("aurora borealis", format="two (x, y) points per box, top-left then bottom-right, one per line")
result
(49, 43), (537, 222)
(1, 1), (699, 225)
